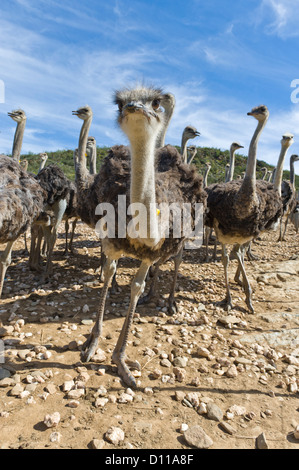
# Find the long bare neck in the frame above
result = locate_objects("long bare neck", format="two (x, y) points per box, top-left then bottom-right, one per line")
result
(203, 167), (210, 187)
(38, 158), (47, 173)
(76, 116), (92, 189)
(89, 144), (97, 175)
(130, 133), (160, 246)
(290, 158), (296, 186)
(274, 145), (290, 196)
(156, 106), (174, 149)
(180, 133), (189, 163)
(12, 120), (26, 160)
(241, 119), (267, 194)
(227, 148), (236, 182)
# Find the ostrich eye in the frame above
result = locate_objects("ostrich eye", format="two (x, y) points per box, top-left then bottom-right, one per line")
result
(152, 99), (160, 110)
(118, 102), (123, 112)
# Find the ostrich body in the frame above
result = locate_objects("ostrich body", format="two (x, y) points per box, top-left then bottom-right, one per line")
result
(0, 156), (46, 296)
(206, 106), (283, 313)
(75, 87), (206, 387)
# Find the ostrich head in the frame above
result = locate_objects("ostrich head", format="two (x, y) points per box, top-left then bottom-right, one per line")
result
(290, 154), (299, 163)
(230, 142), (244, 151)
(72, 105), (93, 121)
(281, 133), (294, 148)
(8, 109), (26, 123)
(87, 136), (96, 150)
(160, 92), (176, 114)
(182, 125), (200, 141)
(39, 152), (48, 162)
(205, 161), (212, 169)
(114, 86), (166, 140)
(247, 105), (269, 122)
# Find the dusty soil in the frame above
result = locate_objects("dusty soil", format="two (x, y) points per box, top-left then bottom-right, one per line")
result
(0, 222), (298, 450)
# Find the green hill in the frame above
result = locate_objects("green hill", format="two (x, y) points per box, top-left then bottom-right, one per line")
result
(18, 146), (299, 190)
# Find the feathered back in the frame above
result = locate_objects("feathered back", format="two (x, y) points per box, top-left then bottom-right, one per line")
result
(37, 164), (71, 206)
(206, 179), (283, 239)
(0, 155), (46, 243)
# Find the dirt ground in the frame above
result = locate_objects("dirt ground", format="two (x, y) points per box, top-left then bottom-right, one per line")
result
(0, 221), (298, 450)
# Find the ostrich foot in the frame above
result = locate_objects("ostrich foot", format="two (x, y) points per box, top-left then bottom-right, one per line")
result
(81, 331), (100, 363)
(219, 297), (233, 312)
(137, 292), (154, 305)
(167, 299), (178, 315)
(246, 251), (259, 261)
(111, 352), (141, 388)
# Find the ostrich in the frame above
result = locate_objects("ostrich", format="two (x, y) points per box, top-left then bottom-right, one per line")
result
(38, 152), (48, 173)
(29, 165), (71, 276)
(74, 86), (206, 387)
(205, 105), (283, 313)
(260, 167), (268, 180)
(0, 156), (46, 296)
(206, 142), (244, 262)
(267, 171), (273, 182)
(181, 126), (200, 163)
(138, 119), (202, 311)
(279, 153), (299, 240)
(8, 109), (27, 161)
(187, 145), (197, 164)
(226, 142), (244, 182)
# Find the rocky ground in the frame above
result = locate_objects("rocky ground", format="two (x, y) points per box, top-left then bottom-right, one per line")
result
(0, 222), (298, 450)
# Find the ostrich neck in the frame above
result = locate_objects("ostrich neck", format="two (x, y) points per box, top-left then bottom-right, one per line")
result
(129, 135), (160, 246)
(227, 149), (236, 182)
(290, 159), (295, 186)
(76, 116), (92, 188)
(235, 118), (267, 213)
(89, 144), (97, 175)
(156, 106), (174, 148)
(38, 159), (47, 173)
(241, 119), (267, 194)
(203, 167), (210, 188)
(274, 145), (290, 196)
(180, 134), (189, 163)
(12, 120), (26, 160)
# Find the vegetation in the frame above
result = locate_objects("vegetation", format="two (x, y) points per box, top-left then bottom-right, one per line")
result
(18, 146), (299, 189)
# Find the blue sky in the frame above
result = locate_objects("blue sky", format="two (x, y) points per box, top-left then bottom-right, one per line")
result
(0, 0), (299, 171)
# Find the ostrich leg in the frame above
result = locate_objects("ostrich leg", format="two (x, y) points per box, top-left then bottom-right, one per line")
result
(234, 244), (254, 313)
(220, 244), (233, 311)
(69, 219), (78, 253)
(112, 261), (150, 388)
(43, 199), (67, 278)
(0, 241), (14, 298)
(137, 258), (163, 305)
(167, 246), (183, 314)
(81, 256), (118, 362)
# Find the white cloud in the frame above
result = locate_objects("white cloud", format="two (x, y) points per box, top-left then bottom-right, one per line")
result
(258, 0), (299, 38)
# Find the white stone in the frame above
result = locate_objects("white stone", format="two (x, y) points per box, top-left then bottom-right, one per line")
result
(44, 412), (60, 428)
(105, 426), (125, 445)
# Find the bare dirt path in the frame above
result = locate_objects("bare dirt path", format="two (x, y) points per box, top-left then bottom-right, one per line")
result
(0, 223), (298, 450)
